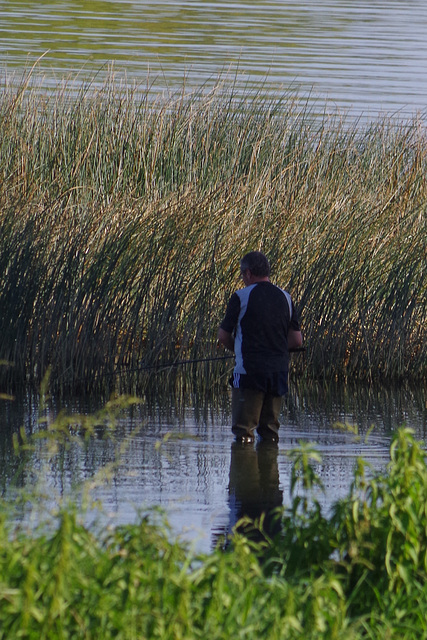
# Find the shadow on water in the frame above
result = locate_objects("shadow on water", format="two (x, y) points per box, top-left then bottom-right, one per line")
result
(212, 440), (283, 551)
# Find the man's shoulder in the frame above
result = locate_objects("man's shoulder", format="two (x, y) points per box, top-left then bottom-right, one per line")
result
(249, 282), (293, 317)
(232, 284), (256, 303)
(253, 281), (290, 298)
(231, 282), (290, 304)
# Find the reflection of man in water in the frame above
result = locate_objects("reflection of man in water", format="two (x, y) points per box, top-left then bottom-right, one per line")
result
(218, 251), (302, 443)
(213, 441), (283, 549)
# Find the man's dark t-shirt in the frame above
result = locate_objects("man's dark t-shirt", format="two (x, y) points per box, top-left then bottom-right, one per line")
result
(220, 282), (300, 389)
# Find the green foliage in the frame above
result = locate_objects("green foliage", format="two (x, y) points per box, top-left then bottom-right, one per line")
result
(331, 429), (427, 617)
(1, 401), (427, 639)
(0, 74), (426, 393)
(270, 427), (427, 637)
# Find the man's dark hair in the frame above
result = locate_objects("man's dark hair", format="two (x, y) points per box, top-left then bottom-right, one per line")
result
(240, 251), (271, 277)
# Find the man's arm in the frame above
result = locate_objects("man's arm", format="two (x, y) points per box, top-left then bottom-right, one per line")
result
(288, 328), (303, 350)
(217, 327), (235, 352)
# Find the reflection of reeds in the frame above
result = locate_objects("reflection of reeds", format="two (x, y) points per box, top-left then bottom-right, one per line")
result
(0, 74), (425, 391)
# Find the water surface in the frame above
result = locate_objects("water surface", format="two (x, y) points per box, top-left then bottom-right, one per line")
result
(1, 383), (425, 553)
(1, 1), (427, 118)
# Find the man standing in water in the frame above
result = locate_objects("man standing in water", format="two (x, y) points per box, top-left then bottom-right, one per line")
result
(218, 251), (302, 443)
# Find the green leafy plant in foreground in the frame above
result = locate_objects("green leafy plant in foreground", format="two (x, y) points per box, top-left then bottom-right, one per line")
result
(259, 427), (427, 637)
(332, 428), (427, 620)
(1, 400), (427, 638)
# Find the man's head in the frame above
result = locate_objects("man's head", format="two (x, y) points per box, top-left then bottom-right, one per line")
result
(240, 251), (271, 278)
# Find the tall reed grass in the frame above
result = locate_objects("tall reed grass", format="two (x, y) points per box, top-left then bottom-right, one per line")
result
(0, 71), (425, 393)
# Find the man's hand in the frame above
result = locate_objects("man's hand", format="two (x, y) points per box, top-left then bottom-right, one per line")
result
(288, 329), (303, 350)
(217, 328), (235, 352)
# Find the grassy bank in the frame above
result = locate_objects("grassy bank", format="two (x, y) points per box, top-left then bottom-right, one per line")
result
(0, 72), (426, 392)
(1, 398), (426, 639)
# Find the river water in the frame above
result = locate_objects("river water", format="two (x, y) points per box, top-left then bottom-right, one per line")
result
(1, 1), (427, 119)
(1, 381), (426, 553)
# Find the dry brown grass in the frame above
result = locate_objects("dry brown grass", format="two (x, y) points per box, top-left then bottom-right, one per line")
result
(0, 74), (425, 392)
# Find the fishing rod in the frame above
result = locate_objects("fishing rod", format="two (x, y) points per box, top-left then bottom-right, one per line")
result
(113, 347), (306, 377)
(56, 348), (306, 387)
(119, 355), (234, 375)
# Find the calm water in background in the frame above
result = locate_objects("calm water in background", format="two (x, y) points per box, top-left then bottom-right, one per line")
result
(1, 1), (427, 119)
(1, 382), (426, 553)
